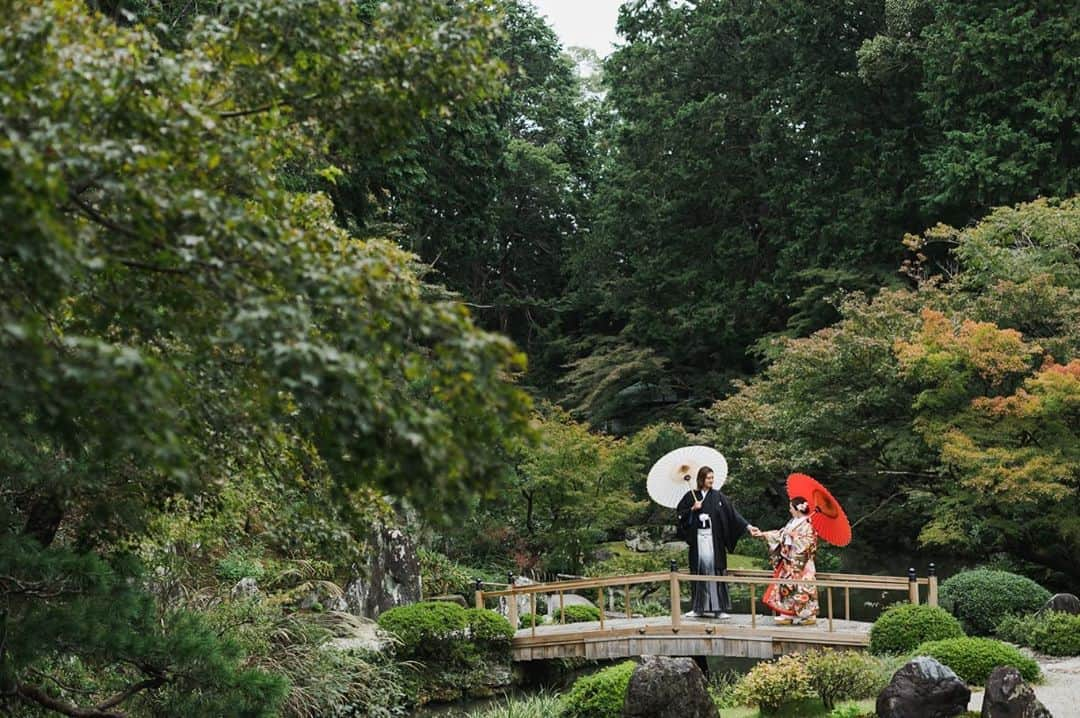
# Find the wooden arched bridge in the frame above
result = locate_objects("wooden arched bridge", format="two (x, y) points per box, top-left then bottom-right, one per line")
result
(475, 566), (939, 662)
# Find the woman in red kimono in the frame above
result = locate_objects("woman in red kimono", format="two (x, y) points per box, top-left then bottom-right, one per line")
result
(756, 496), (819, 625)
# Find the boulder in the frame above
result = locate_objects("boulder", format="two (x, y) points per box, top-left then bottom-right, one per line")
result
(230, 577), (260, 600)
(625, 525), (679, 553)
(625, 527), (659, 552)
(876, 656), (971, 718)
(981, 666), (1052, 718)
(343, 525), (421, 618)
(1039, 593), (1080, 616)
(499, 575), (537, 620)
(622, 655), (716, 718)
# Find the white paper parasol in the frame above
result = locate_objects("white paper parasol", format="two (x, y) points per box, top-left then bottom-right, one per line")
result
(646, 446), (728, 508)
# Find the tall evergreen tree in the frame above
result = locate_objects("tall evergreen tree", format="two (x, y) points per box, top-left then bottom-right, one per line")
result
(564, 0), (1078, 430)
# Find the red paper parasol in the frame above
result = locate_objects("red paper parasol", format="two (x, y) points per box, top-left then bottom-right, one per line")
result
(786, 473), (851, 546)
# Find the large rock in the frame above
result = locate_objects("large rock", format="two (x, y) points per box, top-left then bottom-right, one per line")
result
(981, 666), (1052, 718)
(499, 575), (538, 621)
(343, 525), (421, 618)
(622, 655), (716, 718)
(625, 525), (678, 553)
(877, 657), (971, 718)
(1040, 593), (1080, 615)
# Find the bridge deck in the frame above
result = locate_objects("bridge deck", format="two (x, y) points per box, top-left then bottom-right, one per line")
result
(512, 614), (871, 662)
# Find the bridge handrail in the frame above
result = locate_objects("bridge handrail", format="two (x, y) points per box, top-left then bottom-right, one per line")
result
(481, 570), (928, 598)
(478, 565), (939, 634)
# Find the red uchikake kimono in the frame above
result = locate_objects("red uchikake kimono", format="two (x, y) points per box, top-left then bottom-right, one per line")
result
(762, 516), (819, 624)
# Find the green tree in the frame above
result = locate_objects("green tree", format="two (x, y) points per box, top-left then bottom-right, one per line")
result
(564, 0), (1077, 430)
(330, 1), (595, 388)
(700, 197), (1080, 582)
(0, 0), (531, 713)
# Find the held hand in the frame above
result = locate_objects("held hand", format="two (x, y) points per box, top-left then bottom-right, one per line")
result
(747, 525), (762, 538)
(692, 501), (702, 511)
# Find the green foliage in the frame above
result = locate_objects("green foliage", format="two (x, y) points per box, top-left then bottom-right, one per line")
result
(826, 706), (876, 718)
(465, 690), (563, 718)
(560, 605), (602, 624)
(418, 548), (473, 598)
(700, 197), (1080, 582)
(465, 608), (515, 643)
(342, 0), (596, 386)
(732, 655), (814, 713)
(802, 650), (891, 710)
(376, 602), (512, 704)
(939, 570), (1051, 636)
(0, 535), (287, 716)
(869, 604), (965, 655)
(216, 549), (268, 583)
(377, 602), (469, 658)
(203, 600), (408, 718)
(559, 661), (636, 718)
(0, 0), (535, 712)
(913, 637), (1041, 685)
(996, 612), (1080, 656)
(518, 608), (544, 626)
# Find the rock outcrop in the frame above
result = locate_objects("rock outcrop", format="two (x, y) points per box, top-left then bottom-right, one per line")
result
(877, 656), (971, 718)
(622, 655), (716, 718)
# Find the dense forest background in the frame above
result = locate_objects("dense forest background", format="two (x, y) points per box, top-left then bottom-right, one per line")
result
(2, 0), (1077, 715)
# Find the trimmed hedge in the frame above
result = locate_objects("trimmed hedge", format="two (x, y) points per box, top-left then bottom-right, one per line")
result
(519, 612), (545, 629)
(939, 570), (1051, 636)
(466, 607), (515, 643)
(996, 611), (1080, 656)
(559, 661), (636, 718)
(913, 637), (1041, 685)
(869, 604), (965, 655)
(561, 604), (602, 624)
(377, 601), (468, 657)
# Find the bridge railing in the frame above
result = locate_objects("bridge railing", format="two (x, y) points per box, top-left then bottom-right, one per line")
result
(477, 564), (938, 636)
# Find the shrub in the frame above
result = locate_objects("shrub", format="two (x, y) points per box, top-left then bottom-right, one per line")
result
(803, 650), (890, 709)
(376, 602), (468, 659)
(418, 548), (473, 598)
(826, 706), (875, 718)
(466, 608), (515, 643)
(561, 605), (602, 624)
(731, 654), (813, 712)
(559, 661), (636, 718)
(996, 612), (1080, 656)
(519, 612), (545, 629)
(939, 570), (1051, 635)
(215, 549), (267, 583)
(913, 637), (1041, 684)
(869, 604), (965, 655)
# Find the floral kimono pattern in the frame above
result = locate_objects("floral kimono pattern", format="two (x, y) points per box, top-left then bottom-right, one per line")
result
(762, 516), (819, 624)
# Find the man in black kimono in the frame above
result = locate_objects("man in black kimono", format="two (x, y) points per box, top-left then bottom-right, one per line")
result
(676, 465), (757, 618)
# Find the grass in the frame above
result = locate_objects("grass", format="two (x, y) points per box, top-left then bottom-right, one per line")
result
(461, 690), (562, 717)
(719, 697), (876, 717)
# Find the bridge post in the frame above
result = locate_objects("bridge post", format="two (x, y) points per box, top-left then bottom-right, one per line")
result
(507, 573), (518, 629)
(908, 567), (919, 605)
(474, 578), (483, 610)
(928, 563), (938, 606)
(669, 560), (681, 631)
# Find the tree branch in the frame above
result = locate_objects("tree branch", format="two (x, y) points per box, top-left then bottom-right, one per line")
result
(17, 682), (124, 718)
(16, 674), (165, 718)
